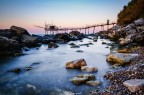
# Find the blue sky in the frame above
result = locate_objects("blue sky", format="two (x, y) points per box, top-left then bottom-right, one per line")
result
(0, 0), (130, 33)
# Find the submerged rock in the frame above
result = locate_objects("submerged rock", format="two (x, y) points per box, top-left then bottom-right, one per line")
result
(70, 74), (95, 85)
(102, 42), (106, 44)
(62, 91), (75, 95)
(48, 42), (59, 48)
(81, 66), (98, 72)
(79, 43), (89, 47)
(8, 68), (22, 73)
(69, 43), (75, 46)
(76, 50), (83, 53)
(70, 45), (80, 48)
(65, 59), (87, 69)
(123, 79), (144, 92)
(86, 80), (101, 86)
(25, 66), (33, 71)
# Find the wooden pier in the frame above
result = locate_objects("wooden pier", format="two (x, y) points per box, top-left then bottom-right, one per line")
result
(34, 20), (116, 35)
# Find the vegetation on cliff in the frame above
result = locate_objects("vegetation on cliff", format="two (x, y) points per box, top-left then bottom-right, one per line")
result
(117, 0), (144, 25)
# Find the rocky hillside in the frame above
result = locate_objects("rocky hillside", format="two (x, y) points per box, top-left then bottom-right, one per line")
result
(117, 0), (144, 25)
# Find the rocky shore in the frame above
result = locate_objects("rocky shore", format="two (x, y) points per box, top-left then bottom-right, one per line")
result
(0, 26), (86, 56)
(90, 18), (144, 95)
(0, 19), (144, 95)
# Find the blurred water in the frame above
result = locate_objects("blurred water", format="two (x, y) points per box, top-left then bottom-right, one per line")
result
(0, 38), (112, 95)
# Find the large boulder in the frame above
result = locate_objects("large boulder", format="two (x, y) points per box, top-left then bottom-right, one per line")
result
(134, 18), (144, 26)
(65, 59), (87, 69)
(54, 33), (71, 42)
(70, 74), (95, 85)
(0, 36), (21, 55)
(69, 31), (84, 40)
(69, 31), (81, 36)
(124, 23), (136, 31)
(106, 52), (138, 65)
(120, 32), (144, 46)
(81, 66), (98, 72)
(0, 29), (16, 38)
(10, 26), (30, 36)
(123, 79), (144, 92)
(22, 34), (41, 47)
(119, 34), (134, 45)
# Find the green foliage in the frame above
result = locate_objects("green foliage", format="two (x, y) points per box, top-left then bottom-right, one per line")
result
(117, 0), (144, 25)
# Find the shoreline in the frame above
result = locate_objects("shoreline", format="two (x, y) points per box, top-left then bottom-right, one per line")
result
(0, 18), (144, 95)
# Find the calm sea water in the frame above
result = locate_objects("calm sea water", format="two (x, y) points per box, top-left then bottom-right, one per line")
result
(0, 37), (112, 95)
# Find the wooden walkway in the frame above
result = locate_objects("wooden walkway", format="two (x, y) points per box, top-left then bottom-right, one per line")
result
(34, 20), (116, 35)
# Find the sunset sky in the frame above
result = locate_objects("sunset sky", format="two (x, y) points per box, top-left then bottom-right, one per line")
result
(0, 0), (130, 34)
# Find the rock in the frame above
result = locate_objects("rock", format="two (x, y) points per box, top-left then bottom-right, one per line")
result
(76, 50), (83, 53)
(8, 68), (22, 73)
(65, 59), (87, 69)
(54, 33), (71, 42)
(48, 42), (59, 48)
(93, 39), (97, 42)
(69, 31), (81, 37)
(42, 35), (55, 44)
(56, 39), (67, 44)
(123, 79), (144, 92)
(0, 36), (21, 55)
(134, 18), (144, 26)
(124, 23), (136, 31)
(69, 31), (84, 40)
(32, 34), (42, 42)
(22, 34), (41, 47)
(88, 42), (93, 45)
(27, 84), (36, 90)
(110, 64), (121, 69)
(10, 26), (30, 36)
(133, 33), (144, 43)
(26, 84), (39, 94)
(70, 45), (80, 48)
(0, 29), (16, 38)
(102, 42), (106, 44)
(126, 29), (137, 36)
(86, 80), (101, 86)
(119, 34), (133, 45)
(62, 91), (75, 95)
(25, 66), (33, 71)
(31, 62), (40, 66)
(69, 43), (76, 46)
(23, 47), (30, 51)
(106, 52), (138, 65)
(70, 74), (95, 85)
(70, 76), (88, 85)
(81, 66), (98, 72)
(79, 43), (89, 47)
(117, 48), (132, 53)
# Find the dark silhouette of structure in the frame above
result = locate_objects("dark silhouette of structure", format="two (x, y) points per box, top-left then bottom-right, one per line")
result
(34, 20), (116, 35)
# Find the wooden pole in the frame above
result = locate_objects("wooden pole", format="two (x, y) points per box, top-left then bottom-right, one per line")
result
(93, 27), (95, 34)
